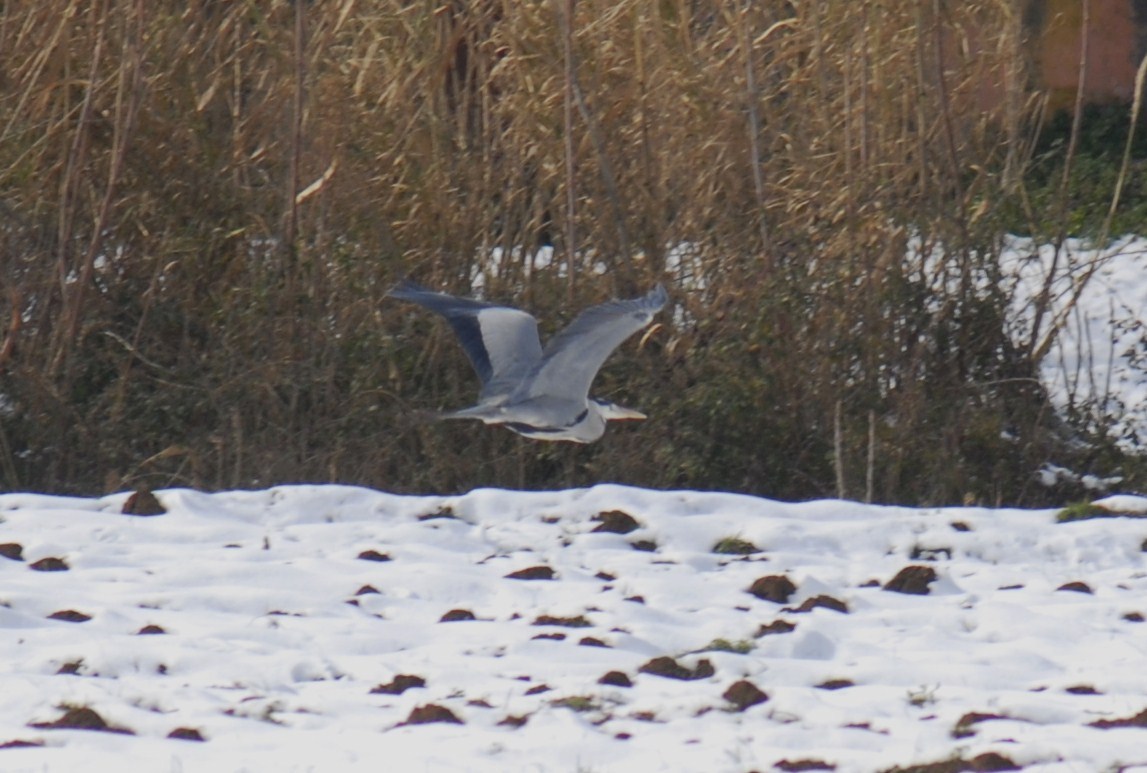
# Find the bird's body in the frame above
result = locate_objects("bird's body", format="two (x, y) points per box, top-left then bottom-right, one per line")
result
(390, 281), (668, 443)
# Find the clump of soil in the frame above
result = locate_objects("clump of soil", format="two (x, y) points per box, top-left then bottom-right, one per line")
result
(30, 707), (133, 735)
(167, 727), (206, 741)
(747, 575), (797, 603)
(638, 656), (715, 681)
(712, 537), (761, 555)
(439, 609), (476, 622)
(816, 679), (855, 690)
(0, 739), (44, 748)
(47, 610), (91, 623)
(756, 619), (797, 637)
(533, 614), (591, 627)
(883, 566), (938, 595)
(401, 704), (462, 725)
(137, 624), (166, 635)
(0, 543), (24, 561)
(591, 510), (640, 534)
(952, 711), (1008, 739)
(122, 489), (166, 516)
(1056, 581), (1092, 594)
(1065, 684), (1101, 695)
(598, 671), (632, 687)
(356, 549), (391, 562)
(370, 674), (426, 695)
(723, 679), (768, 711)
(786, 595), (849, 614)
(776, 760), (836, 772)
(29, 557), (69, 572)
(505, 566), (555, 580)
(881, 752), (1020, 772)
(417, 507), (457, 521)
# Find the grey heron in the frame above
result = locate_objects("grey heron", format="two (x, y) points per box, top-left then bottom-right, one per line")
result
(390, 280), (668, 443)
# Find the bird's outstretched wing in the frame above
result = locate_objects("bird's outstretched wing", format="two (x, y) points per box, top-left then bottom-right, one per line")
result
(389, 280), (543, 400)
(522, 284), (668, 404)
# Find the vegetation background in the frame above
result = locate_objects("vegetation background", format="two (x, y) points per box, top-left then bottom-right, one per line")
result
(1, 0), (1143, 504)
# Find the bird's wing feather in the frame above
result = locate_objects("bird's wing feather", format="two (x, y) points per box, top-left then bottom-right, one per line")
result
(524, 285), (668, 403)
(389, 281), (543, 396)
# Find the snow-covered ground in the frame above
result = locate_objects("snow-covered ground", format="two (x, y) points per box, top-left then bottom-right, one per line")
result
(3, 485), (1147, 772)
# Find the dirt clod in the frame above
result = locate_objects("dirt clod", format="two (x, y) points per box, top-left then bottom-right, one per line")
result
(370, 674), (426, 695)
(756, 619), (797, 637)
(138, 624), (166, 635)
(598, 671), (632, 687)
(723, 679), (769, 711)
(638, 656), (715, 681)
(0, 543), (24, 561)
(505, 566), (555, 580)
(29, 557), (69, 572)
(1065, 684), (1101, 695)
(122, 489), (166, 516)
(356, 549), (391, 562)
(1056, 581), (1092, 594)
(439, 609), (476, 622)
(591, 510), (640, 534)
(880, 751), (1019, 772)
(747, 575), (797, 603)
(402, 704), (462, 725)
(786, 595), (849, 614)
(30, 707), (133, 735)
(167, 727), (205, 741)
(47, 610), (91, 623)
(883, 565), (938, 595)
(533, 614), (591, 627)
(775, 760), (836, 772)
(952, 711), (1007, 739)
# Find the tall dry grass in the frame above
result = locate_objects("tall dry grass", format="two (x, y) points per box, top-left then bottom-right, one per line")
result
(0, 0), (1118, 503)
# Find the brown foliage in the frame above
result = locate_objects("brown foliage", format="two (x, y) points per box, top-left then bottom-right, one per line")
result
(0, 1), (1096, 503)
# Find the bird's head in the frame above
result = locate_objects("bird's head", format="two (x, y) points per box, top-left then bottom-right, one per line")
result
(591, 398), (647, 422)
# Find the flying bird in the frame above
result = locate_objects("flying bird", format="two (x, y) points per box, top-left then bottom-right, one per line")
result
(390, 280), (668, 443)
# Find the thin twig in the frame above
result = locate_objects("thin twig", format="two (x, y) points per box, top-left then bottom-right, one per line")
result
(1029, 0), (1090, 363)
(834, 399), (846, 499)
(562, 0), (576, 301)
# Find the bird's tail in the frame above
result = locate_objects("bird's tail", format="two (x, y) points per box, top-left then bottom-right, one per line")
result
(437, 404), (504, 424)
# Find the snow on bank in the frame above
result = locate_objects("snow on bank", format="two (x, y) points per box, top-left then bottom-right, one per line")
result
(2, 484), (1147, 771)
(1003, 235), (1147, 449)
